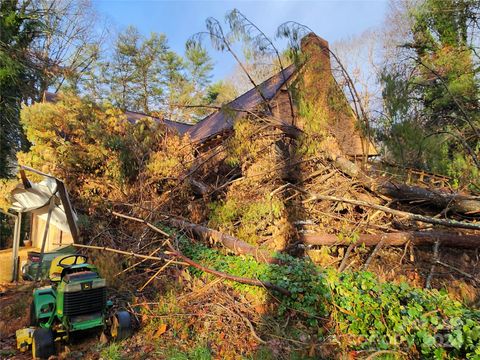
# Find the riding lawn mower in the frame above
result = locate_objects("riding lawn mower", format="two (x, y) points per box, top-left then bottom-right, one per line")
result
(16, 254), (132, 359)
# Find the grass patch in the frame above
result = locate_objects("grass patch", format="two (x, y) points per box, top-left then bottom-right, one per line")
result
(166, 345), (212, 360)
(100, 343), (125, 360)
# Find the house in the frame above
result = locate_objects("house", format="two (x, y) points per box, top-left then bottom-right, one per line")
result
(124, 110), (192, 135)
(43, 33), (376, 158)
(184, 33), (376, 157)
(186, 64), (297, 145)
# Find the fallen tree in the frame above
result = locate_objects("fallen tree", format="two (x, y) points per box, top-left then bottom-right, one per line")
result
(379, 182), (480, 214)
(300, 188), (480, 230)
(111, 210), (278, 263)
(329, 154), (480, 214)
(165, 217), (277, 263)
(302, 231), (480, 248)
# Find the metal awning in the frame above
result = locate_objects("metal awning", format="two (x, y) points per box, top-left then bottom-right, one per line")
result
(7, 166), (79, 282)
(10, 176), (76, 234)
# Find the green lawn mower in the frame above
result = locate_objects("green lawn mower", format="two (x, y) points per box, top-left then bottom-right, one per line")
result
(16, 254), (133, 359)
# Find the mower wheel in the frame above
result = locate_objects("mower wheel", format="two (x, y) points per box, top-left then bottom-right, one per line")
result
(32, 328), (55, 359)
(29, 301), (37, 327)
(110, 311), (132, 341)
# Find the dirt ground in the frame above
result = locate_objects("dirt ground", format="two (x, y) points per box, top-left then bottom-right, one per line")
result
(0, 282), (33, 360)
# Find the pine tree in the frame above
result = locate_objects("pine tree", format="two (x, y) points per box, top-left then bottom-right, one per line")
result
(380, 0), (480, 187)
(101, 26), (215, 122)
(0, 0), (42, 178)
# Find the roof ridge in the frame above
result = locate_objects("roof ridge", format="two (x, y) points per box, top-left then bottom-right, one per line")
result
(194, 63), (297, 126)
(125, 109), (193, 126)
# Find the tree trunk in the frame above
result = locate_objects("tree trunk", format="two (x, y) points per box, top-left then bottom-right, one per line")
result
(302, 191), (480, 230)
(165, 217), (277, 263)
(302, 231), (480, 248)
(329, 154), (480, 214)
(188, 178), (211, 197)
(378, 182), (480, 214)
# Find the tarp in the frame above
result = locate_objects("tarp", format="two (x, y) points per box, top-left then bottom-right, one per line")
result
(10, 177), (76, 235)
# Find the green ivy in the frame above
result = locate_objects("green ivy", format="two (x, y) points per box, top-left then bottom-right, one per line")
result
(326, 271), (480, 358)
(177, 235), (480, 359)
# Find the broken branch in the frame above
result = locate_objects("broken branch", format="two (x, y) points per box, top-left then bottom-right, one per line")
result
(111, 211), (171, 237)
(329, 154), (480, 214)
(63, 243), (289, 295)
(166, 242), (290, 296)
(302, 192), (480, 230)
(58, 243), (187, 266)
(165, 217), (278, 263)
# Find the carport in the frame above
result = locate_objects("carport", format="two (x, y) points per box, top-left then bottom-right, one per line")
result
(1, 166), (79, 282)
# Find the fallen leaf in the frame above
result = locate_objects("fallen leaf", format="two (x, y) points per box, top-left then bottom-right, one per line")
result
(99, 332), (108, 344)
(154, 323), (167, 338)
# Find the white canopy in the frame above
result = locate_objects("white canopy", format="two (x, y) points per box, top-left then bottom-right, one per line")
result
(10, 176), (77, 234)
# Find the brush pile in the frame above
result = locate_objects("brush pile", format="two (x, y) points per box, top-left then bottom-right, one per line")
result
(10, 37), (480, 357)
(78, 111), (480, 358)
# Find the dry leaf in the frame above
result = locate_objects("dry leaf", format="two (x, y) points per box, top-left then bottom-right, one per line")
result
(154, 323), (167, 338)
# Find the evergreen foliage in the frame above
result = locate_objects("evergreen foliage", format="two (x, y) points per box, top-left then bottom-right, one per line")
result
(379, 0), (480, 188)
(0, 0), (42, 178)
(17, 92), (165, 211)
(84, 26), (215, 123)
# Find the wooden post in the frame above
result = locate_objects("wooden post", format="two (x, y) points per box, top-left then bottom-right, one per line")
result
(11, 212), (20, 282)
(55, 179), (80, 243)
(1, 209), (18, 282)
(35, 197), (55, 282)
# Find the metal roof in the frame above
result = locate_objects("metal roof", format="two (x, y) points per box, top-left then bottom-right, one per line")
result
(11, 167), (79, 238)
(186, 65), (297, 143)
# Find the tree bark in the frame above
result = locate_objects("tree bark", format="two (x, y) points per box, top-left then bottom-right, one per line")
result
(165, 217), (277, 263)
(378, 182), (480, 214)
(302, 231), (480, 248)
(110, 211), (277, 263)
(328, 154), (480, 214)
(188, 178), (211, 197)
(302, 192), (480, 230)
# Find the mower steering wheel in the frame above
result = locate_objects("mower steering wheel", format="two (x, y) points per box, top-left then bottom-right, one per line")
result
(58, 254), (88, 268)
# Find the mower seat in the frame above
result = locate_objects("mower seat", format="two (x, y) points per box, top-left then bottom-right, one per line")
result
(49, 255), (86, 282)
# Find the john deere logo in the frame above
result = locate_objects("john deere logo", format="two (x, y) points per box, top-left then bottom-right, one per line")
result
(81, 282), (92, 290)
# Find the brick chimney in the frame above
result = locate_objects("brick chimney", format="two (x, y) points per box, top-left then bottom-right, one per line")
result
(299, 33), (334, 102)
(297, 33), (377, 157)
(300, 33), (331, 72)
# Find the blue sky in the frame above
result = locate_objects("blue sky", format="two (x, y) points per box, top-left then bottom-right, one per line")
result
(93, 0), (389, 81)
